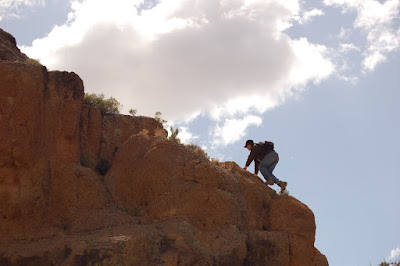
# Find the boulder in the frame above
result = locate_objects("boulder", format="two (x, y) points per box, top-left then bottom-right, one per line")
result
(100, 114), (166, 161)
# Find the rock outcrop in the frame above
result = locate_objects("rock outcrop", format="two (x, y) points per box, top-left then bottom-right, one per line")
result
(0, 29), (28, 62)
(0, 29), (328, 265)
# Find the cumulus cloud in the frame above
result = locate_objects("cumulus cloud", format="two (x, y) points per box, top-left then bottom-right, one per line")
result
(324, 0), (400, 71)
(337, 27), (352, 39)
(214, 115), (262, 146)
(297, 8), (325, 24)
(339, 43), (360, 53)
(21, 0), (334, 145)
(22, 0), (333, 118)
(0, 0), (44, 21)
(177, 126), (198, 144)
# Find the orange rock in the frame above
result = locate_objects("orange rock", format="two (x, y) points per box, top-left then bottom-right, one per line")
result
(105, 134), (264, 231)
(268, 195), (316, 242)
(246, 231), (290, 265)
(100, 114), (166, 161)
(80, 104), (102, 166)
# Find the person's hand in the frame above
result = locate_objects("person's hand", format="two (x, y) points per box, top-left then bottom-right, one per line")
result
(243, 166), (247, 171)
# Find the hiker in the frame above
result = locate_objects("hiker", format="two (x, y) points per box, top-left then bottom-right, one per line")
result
(243, 139), (287, 192)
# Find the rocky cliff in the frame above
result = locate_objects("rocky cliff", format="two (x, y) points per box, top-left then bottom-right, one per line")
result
(0, 29), (328, 265)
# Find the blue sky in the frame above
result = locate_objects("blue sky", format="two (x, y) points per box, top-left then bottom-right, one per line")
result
(1, 0), (399, 265)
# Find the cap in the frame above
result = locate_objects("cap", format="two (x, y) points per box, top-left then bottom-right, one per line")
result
(244, 139), (254, 148)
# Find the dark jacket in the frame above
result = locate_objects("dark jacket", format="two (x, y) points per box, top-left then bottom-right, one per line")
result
(245, 144), (273, 174)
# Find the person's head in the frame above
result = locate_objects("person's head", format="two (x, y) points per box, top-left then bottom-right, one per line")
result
(244, 140), (254, 150)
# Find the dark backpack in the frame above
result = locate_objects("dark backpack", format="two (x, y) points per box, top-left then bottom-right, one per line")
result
(257, 141), (274, 150)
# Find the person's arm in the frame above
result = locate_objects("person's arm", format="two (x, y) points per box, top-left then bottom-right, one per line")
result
(254, 160), (260, 175)
(244, 150), (255, 170)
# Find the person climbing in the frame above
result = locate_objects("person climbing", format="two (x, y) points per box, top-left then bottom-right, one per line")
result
(243, 139), (287, 192)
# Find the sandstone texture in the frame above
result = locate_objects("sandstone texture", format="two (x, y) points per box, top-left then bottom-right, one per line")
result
(0, 29), (328, 265)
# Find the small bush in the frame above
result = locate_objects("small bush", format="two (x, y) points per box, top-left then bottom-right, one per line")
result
(186, 144), (210, 161)
(25, 58), (41, 65)
(96, 158), (111, 176)
(168, 126), (180, 143)
(155, 111), (167, 125)
(211, 158), (220, 165)
(129, 109), (137, 116)
(83, 93), (121, 115)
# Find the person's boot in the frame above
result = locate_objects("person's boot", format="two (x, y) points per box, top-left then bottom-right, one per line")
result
(278, 182), (287, 192)
(266, 178), (274, 185)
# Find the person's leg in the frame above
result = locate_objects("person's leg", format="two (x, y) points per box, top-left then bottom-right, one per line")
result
(267, 152), (279, 173)
(258, 156), (270, 179)
(259, 158), (274, 185)
(259, 152), (281, 184)
(269, 152), (287, 192)
(267, 152), (282, 184)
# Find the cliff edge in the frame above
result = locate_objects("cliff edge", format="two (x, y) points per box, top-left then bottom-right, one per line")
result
(0, 29), (328, 265)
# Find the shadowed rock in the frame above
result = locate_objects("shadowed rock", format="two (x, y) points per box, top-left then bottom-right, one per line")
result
(0, 29), (28, 62)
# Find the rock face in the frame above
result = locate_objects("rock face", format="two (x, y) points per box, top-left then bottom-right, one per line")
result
(0, 29), (328, 265)
(0, 29), (28, 62)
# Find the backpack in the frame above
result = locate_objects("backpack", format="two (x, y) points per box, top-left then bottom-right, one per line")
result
(257, 141), (274, 150)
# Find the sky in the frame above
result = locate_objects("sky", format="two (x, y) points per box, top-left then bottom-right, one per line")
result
(1, 0), (399, 265)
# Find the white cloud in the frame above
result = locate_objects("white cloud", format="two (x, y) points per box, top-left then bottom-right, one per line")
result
(209, 94), (279, 121)
(298, 8), (324, 24)
(339, 43), (360, 53)
(289, 38), (334, 86)
(337, 27), (351, 39)
(21, 0), (334, 145)
(337, 74), (358, 85)
(387, 247), (400, 262)
(178, 126), (198, 144)
(213, 115), (262, 146)
(363, 50), (386, 71)
(0, 0), (44, 20)
(324, 0), (400, 71)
